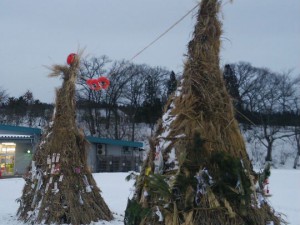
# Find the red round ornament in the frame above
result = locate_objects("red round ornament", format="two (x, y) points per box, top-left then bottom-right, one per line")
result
(67, 53), (77, 65)
(97, 76), (110, 90)
(86, 79), (101, 91)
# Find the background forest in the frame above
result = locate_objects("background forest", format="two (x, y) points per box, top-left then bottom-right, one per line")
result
(1, 56), (299, 168)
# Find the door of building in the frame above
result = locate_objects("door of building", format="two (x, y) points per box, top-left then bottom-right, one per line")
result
(0, 142), (16, 176)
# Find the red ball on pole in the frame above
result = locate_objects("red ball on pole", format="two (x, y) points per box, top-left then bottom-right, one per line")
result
(67, 53), (77, 65)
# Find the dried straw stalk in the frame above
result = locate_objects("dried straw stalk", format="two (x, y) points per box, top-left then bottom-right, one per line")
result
(17, 53), (113, 224)
(128, 1), (284, 225)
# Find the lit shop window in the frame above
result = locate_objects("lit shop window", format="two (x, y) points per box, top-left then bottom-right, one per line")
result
(0, 142), (16, 176)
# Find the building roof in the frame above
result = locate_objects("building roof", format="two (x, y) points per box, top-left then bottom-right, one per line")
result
(86, 136), (143, 148)
(0, 124), (41, 135)
(0, 125), (143, 148)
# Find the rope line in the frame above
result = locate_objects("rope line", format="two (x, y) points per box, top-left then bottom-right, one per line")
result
(80, 3), (200, 82)
(129, 2), (200, 61)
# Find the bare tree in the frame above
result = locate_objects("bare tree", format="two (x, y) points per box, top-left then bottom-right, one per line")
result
(277, 70), (296, 112)
(76, 56), (171, 140)
(0, 87), (8, 105)
(254, 72), (295, 161)
(232, 63), (297, 162)
(142, 66), (169, 133)
(77, 56), (111, 136)
(122, 64), (146, 141)
(0, 87), (8, 123)
(231, 62), (262, 112)
(291, 77), (300, 168)
(104, 60), (141, 139)
(292, 125), (300, 169)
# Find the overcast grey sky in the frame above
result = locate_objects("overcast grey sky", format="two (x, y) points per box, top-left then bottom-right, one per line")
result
(1, 0), (299, 103)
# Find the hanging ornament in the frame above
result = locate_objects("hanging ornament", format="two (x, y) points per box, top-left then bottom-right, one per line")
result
(59, 174), (64, 182)
(54, 164), (61, 175)
(45, 183), (50, 193)
(97, 76), (110, 90)
(86, 79), (101, 91)
(52, 153), (56, 163)
(264, 185), (271, 197)
(264, 178), (269, 185)
(83, 175), (92, 192)
(153, 146), (164, 174)
(74, 167), (81, 174)
(86, 76), (110, 91)
(66, 53), (77, 65)
(55, 153), (60, 163)
(52, 182), (59, 194)
(194, 168), (213, 205)
(155, 206), (163, 222)
(145, 166), (151, 176)
(50, 164), (55, 174)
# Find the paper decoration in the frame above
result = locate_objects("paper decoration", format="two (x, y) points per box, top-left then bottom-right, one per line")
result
(83, 175), (92, 192)
(155, 206), (163, 222)
(154, 147), (163, 174)
(36, 171), (43, 190)
(52, 153), (56, 163)
(31, 161), (36, 181)
(50, 164), (55, 174)
(194, 168), (213, 205)
(45, 183), (49, 192)
(31, 194), (37, 208)
(59, 174), (64, 182)
(143, 190), (149, 197)
(49, 177), (53, 184)
(145, 167), (151, 176)
(47, 155), (51, 165)
(74, 167), (81, 174)
(54, 164), (61, 174)
(79, 194), (84, 205)
(55, 153), (60, 163)
(52, 183), (59, 194)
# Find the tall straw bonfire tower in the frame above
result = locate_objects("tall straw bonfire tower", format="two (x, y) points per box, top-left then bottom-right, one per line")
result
(17, 53), (113, 224)
(125, 1), (283, 225)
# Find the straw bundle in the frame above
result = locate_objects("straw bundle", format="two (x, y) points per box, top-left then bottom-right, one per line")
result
(17, 53), (113, 224)
(125, 1), (284, 225)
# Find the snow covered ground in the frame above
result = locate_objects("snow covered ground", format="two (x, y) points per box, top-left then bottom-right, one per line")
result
(0, 170), (299, 225)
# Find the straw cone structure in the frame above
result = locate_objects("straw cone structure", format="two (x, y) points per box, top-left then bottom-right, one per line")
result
(17, 54), (113, 224)
(125, 1), (283, 225)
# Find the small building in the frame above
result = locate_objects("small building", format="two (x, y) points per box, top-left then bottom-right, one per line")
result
(0, 125), (144, 177)
(86, 136), (144, 173)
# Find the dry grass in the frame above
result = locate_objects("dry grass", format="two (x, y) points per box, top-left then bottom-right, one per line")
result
(17, 51), (112, 224)
(130, 0), (285, 225)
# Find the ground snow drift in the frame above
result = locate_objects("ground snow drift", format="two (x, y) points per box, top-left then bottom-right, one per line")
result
(0, 170), (299, 225)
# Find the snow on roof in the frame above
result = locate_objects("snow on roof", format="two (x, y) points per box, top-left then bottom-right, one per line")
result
(0, 134), (33, 139)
